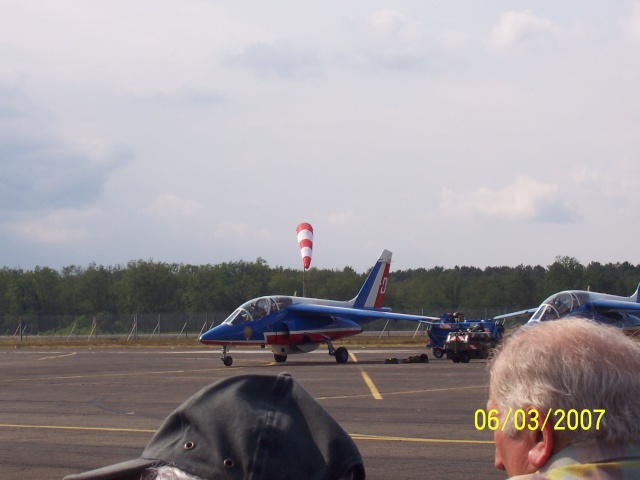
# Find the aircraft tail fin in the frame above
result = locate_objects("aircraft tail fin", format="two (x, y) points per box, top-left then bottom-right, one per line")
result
(351, 250), (392, 309)
(632, 281), (640, 303)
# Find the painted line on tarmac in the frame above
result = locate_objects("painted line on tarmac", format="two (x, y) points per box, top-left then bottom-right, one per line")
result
(350, 433), (494, 445)
(0, 424), (493, 445)
(360, 371), (383, 400)
(0, 424), (155, 434)
(317, 384), (484, 401)
(0, 368), (222, 383)
(38, 353), (77, 361)
(350, 353), (383, 400)
(382, 384), (485, 396)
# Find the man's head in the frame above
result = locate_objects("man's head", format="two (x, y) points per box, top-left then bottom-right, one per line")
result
(488, 317), (640, 476)
(64, 373), (365, 480)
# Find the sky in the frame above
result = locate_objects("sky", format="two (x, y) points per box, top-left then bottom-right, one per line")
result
(1, 1), (640, 273)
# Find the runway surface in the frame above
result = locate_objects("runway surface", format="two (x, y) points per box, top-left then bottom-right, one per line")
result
(0, 346), (505, 479)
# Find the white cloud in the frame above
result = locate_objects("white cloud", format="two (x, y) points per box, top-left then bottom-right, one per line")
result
(328, 211), (353, 226)
(371, 9), (422, 38)
(490, 10), (561, 49)
(143, 194), (205, 220)
(440, 175), (578, 223)
(6, 208), (96, 244)
(621, 2), (640, 42)
(214, 223), (272, 240)
(225, 41), (325, 79)
(361, 8), (437, 72)
(571, 161), (640, 199)
(0, 131), (130, 214)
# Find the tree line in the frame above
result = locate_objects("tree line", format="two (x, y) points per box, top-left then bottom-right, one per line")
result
(1, 256), (639, 320)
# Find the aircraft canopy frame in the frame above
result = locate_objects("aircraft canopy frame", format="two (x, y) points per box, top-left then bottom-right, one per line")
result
(530, 291), (591, 321)
(223, 296), (293, 325)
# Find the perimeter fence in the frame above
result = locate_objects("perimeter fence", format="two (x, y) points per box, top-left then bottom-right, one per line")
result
(1, 306), (515, 343)
(1, 312), (231, 342)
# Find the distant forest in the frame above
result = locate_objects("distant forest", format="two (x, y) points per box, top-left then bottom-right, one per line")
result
(1, 256), (640, 320)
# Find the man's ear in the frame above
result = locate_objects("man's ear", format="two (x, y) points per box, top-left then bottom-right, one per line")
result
(527, 407), (555, 469)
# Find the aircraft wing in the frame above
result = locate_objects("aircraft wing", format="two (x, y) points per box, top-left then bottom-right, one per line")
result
(493, 308), (537, 321)
(589, 299), (640, 314)
(288, 303), (437, 323)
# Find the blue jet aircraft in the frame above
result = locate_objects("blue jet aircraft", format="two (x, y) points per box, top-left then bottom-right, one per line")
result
(199, 250), (431, 366)
(495, 284), (640, 334)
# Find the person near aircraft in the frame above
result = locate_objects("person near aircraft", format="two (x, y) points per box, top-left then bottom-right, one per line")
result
(487, 317), (640, 478)
(63, 373), (365, 480)
(468, 320), (485, 332)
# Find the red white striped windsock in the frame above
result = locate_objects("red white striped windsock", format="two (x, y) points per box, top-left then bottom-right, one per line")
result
(296, 223), (314, 269)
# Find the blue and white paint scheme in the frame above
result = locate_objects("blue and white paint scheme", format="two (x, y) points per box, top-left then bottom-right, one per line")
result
(200, 250), (431, 366)
(495, 284), (640, 334)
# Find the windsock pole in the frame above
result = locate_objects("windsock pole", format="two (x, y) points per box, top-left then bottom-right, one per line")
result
(303, 266), (307, 298)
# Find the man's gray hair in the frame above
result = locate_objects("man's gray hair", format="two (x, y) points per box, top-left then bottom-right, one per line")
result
(141, 466), (202, 480)
(489, 317), (640, 444)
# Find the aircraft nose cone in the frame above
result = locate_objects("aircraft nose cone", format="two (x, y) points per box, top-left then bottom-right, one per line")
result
(199, 324), (223, 342)
(199, 324), (235, 343)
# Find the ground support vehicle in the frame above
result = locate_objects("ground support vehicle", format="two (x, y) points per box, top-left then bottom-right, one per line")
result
(443, 330), (499, 363)
(426, 314), (504, 359)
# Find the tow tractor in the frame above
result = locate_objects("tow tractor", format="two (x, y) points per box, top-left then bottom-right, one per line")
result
(443, 327), (500, 363)
(426, 313), (504, 361)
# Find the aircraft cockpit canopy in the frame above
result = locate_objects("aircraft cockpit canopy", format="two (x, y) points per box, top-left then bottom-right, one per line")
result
(223, 296), (293, 325)
(530, 291), (590, 321)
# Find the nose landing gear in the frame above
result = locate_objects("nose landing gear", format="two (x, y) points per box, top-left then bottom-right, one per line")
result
(220, 345), (233, 367)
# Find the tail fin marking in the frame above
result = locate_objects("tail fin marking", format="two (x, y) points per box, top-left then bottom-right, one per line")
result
(352, 250), (392, 309)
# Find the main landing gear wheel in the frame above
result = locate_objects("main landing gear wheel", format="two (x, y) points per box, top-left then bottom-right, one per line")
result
(274, 353), (287, 363)
(334, 346), (349, 364)
(322, 336), (350, 364)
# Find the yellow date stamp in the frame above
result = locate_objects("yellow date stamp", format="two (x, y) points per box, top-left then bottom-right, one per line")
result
(474, 408), (605, 432)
